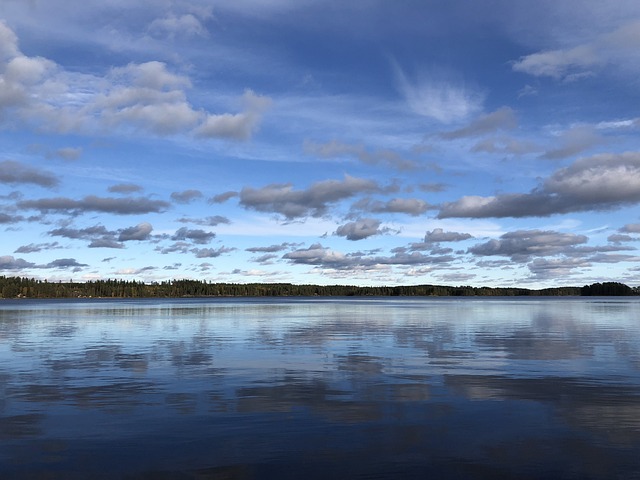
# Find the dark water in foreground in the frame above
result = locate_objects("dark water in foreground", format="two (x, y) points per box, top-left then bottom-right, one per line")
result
(1, 297), (640, 479)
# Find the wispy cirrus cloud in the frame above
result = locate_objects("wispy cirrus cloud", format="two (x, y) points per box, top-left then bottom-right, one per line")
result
(392, 62), (484, 123)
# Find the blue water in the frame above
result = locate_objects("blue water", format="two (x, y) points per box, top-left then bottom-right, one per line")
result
(1, 297), (639, 479)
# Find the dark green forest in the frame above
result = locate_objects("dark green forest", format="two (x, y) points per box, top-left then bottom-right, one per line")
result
(0, 276), (637, 299)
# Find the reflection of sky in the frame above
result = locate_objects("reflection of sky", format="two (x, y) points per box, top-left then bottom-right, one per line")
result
(1, 297), (640, 477)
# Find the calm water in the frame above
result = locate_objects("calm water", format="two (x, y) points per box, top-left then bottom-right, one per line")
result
(1, 297), (640, 479)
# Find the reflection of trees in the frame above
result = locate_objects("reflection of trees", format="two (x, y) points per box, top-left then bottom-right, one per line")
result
(2, 297), (640, 478)
(8, 380), (161, 412)
(338, 354), (384, 374)
(0, 413), (44, 439)
(445, 374), (640, 445)
(234, 373), (431, 424)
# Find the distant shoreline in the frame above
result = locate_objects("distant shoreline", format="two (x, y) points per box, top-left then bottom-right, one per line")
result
(1, 276), (637, 299)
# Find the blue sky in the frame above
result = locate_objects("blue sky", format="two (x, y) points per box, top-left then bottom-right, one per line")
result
(2, 0), (640, 288)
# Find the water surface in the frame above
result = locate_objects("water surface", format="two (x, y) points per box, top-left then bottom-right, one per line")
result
(1, 297), (639, 479)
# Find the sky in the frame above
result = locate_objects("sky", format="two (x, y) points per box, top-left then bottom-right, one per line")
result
(1, 0), (640, 288)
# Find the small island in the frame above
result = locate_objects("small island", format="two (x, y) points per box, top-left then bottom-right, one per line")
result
(0, 276), (637, 299)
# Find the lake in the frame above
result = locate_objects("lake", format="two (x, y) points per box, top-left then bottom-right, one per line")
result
(1, 297), (639, 479)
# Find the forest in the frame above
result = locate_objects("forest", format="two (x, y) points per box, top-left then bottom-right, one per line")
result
(0, 276), (637, 299)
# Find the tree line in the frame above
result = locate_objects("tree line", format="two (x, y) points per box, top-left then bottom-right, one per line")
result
(0, 276), (637, 299)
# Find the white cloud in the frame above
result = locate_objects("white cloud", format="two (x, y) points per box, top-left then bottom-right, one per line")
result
(304, 139), (417, 170)
(195, 90), (272, 140)
(513, 19), (640, 81)
(335, 218), (387, 241)
(439, 152), (640, 218)
(540, 125), (606, 160)
(0, 22), (270, 140)
(439, 107), (517, 140)
(0, 21), (19, 61)
(148, 13), (210, 38)
(392, 62), (483, 123)
(239, 175), (382, 220)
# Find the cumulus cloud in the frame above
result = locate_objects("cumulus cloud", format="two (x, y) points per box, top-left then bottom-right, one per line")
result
(148, 11), (211, 38)
(245, 243), (300, 253)
(335, 218), (387, 241)
(0, 160), (59, 187)
(439, 152), (640, 218)
(194, 89), (272, 140)
(171, 189), (204, 204)
(513, 45), (599, 80)
(0, 22), (270, 140)
(114, 266), (157, 275)
(0, 212), (24, 224)
(156, 242), (191, 255)
(49, 147), (82, 161)
(49, 222), (153, 247)
(283, 243), (455, 271)
(527, 257), (590, 280)
(283, 243), (349, 267)
(239, 175), (382, 219)
(352, 197), (431, 216)
(251, 253), (279, 264)
(607, 233), (636, 243)
(192, 246), (234, 258)
(108, 183), (144, 194)
(46, 258), (88, 269)
(87, 238), (125, 249)
(18, 195), (170, 215)
(49, 225), (117, 248)
(0, 255), (88, 271)
(171, 227), (216, 244)
(468, 230), (588, 261)
(470, 136), (540, 155)
(620, 223), (640, 234)
(118, 222), (153, 241)
(418, 183), (447, 193)
(14, 242), (61, 253)
(50, 225), (112, 240)
(177, 215), (230, 226)
(209, 191), (239, 204)
(540, 126), (606, 160)
(586, 253), (640, 264)
(423, 228), (473, 244)
(436, 272), (477, 283)
(304, 140), (417, 170)
(0, 21), (19, 60)
(97, 61), (202, 135)
(439, 107), (517, 140)
(0, 255), (36, 270)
